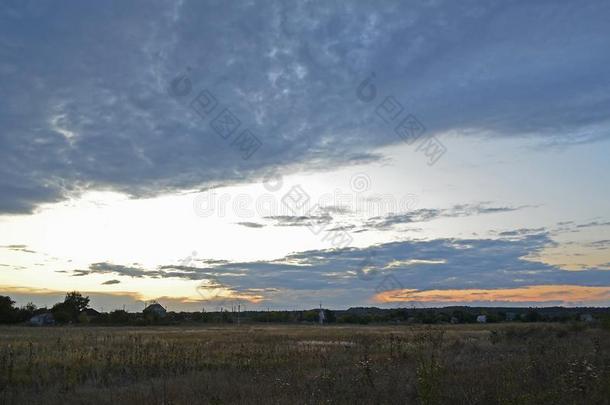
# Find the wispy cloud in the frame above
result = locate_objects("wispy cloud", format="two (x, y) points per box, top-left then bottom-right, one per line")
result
(0, 245), (36, 254)
(236, 222), (265, 228)
(365, 203), (531, 230)
(264, 214), (332, 227)
(576, 221), (610, 229)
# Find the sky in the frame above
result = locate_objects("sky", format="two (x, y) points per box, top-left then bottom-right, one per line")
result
(0, 0), (609, 311)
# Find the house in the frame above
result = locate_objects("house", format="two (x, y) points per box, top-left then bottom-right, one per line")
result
(476, 315), (487, 323)
(82, 308), (100, 316)
(28, 313), (55, 326)
(580, 313), (594, 323)
(505, 312), (517, 321)
(81, 308), (100, 321)
(450, 316), (459, 324)
(144, 302), (167, 318)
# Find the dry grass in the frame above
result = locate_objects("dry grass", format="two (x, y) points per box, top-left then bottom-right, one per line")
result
(0, 323), (608, 404)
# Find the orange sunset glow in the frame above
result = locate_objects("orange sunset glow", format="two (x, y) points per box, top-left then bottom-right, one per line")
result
(374, 285), (610, 304)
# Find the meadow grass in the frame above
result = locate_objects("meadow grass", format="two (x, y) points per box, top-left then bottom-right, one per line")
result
(0, 323), (608, 404)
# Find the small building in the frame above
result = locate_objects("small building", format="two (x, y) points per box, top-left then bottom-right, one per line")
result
(144, 302), (167, 318)
(28, 313), (55, 326)
(79, 308), (101, 322)
(450, 316), (459, 324)
(580, 313), (594, 323)
(505, 312), (517, 321)
(82, 308), (100, 318)
(476, 315), (487, 323)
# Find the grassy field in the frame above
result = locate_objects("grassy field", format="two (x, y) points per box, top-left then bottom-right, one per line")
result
(0, 323), (608, 404)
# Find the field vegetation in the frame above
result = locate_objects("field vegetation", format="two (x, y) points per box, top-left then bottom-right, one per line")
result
(0, 323), (608, 404)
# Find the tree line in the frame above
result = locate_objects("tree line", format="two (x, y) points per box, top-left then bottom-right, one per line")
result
(0, 292), (90, 324)
(1, 293), (608, 326)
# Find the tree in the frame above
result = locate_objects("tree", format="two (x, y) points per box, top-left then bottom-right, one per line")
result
(524, 309), (541, 322)
(16, 302), (37, 322)
(64, 291), (90, 313)
(51, 303), (73, 323)
(52, 292), (90, 323)
(0, 296), (17, 323)
(109, 309), (130, 324)
(23, 302), (37, 313)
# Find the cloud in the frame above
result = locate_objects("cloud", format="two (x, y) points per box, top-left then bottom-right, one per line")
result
(326, 224), (357, 232)
(366, 203), (530, 229)
(73, 263), (155, 278)
(75, 261), (228, 281)
(318, 206), (351, 215)
(0, 244), (36, 254)
(497, 228), (547, 237)
(576, 221), (610, 229)
(66, 232), (610, 307)
(264, 214), (332, 227)
(236, 221), (265, 228)
(549, 219), (610, 236)
(557, 221), (574, 226)
(2, 1), (610, 213)
(588, 240), (610, 250)
(0, 284), (215, 312)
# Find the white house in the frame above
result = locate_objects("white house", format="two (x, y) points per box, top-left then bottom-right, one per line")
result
(476, 315), (487, 323)
(28, 313), (55, 326)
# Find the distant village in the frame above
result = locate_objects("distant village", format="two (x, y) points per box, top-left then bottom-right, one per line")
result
(0, 292), (608, 327)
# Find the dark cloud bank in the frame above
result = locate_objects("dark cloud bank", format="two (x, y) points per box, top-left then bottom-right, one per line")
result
(71, 233), (610, 306)
(1, 1), (610, 214)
